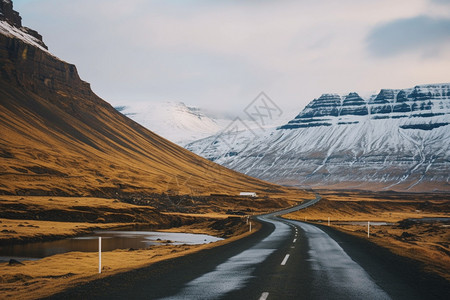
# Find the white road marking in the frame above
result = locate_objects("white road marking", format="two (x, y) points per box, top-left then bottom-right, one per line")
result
(281, 254), (290, 265)
(293, 238), (297, 243)
(259, 292), (269, 300)
(159, 217), (291, 299)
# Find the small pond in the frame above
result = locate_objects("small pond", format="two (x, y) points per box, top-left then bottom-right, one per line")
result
(0, 230), (222, 262)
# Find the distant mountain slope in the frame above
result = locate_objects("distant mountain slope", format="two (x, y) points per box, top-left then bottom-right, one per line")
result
(114, 100), (292, 146)
(0, 1), (299, 200)
(115, 102), (224, 145)
(187, 84), (450, 192)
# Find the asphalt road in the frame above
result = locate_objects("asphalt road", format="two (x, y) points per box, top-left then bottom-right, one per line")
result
(49, 197), (449, 300)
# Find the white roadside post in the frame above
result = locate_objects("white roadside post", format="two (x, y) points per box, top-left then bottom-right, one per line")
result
(367, 221), (370, 238)
(249, 222), (252, 232)
(328, 217), (330, 226)
(99, 236), (102, 274)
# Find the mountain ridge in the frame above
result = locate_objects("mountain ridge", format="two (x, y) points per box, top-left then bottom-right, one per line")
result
(187, 83), (450, 192)
(281, 83), (449, 129)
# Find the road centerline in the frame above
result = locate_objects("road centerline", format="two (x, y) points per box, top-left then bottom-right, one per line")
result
(259, 292), (269, 300)
(281, 254), (290, 266)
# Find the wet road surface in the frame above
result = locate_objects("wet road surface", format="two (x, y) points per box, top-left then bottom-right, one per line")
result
(49, 197), (449, 300)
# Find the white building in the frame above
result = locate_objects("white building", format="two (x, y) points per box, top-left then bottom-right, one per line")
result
(239, 192), (257, 197)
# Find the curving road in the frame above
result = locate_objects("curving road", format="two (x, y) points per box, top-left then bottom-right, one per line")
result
(49, 196), (449, 300)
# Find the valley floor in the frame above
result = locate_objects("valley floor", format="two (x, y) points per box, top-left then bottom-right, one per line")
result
(0, 196), (260, 299)
(0, 192), (448, 299)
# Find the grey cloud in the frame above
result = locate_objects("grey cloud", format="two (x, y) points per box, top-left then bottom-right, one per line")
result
(366, 15), (450, 57)
(430, 0), (450, 5)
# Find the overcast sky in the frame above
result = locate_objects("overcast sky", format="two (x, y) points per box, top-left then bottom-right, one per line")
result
(14, 0), (450, 116)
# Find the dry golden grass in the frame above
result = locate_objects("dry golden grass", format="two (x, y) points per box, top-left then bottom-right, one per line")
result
(284, 190), (450, 281)
(162, 212), (231, 219)
(0, 196), (155, 211)
(285, 192), (449, 222)
(0, 196), (273, 244)
(0, 195), (307, 233)
(0, 196), (177, 244)
(154, 193), (307, 215)
(0, 245), (199, 299)
(0, 218), (133, 244)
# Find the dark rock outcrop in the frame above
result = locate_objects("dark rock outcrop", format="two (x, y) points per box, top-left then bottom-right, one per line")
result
(8, 258), (24, 265)
(0, 0), (21, 27)
(279, 85), (450, 130)
(341, 93), (368, 116)
(0, 0), (47, 49)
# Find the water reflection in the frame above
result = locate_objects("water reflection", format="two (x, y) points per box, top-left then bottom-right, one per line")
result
(0, 230), (222, 262)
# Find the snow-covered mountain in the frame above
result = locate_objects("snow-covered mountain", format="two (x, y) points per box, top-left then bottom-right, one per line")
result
(186, 83), (450, 192)
(115, 100), (292, 146)
(115, 102), (227, 145)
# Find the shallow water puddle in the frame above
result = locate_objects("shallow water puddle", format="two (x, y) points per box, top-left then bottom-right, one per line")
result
(0, 230), (222, 262)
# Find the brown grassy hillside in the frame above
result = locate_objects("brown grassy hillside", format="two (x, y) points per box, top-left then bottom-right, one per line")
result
(0, 29), (308, 204)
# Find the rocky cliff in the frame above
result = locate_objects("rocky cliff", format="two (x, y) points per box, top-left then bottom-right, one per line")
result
(186, 84), (450, 192)
(0, 0), (20, 27)
(0, 0), (47, 49)
(281, 85), (448, 130)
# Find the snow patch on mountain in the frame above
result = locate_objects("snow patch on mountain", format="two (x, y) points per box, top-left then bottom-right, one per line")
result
(115, 102), (228, 145)
(0, 20), (47, 51)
